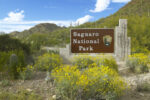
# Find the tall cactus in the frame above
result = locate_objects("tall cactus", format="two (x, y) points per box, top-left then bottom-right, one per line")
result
(10, 54), (18, 65)
(9, 54), (19, 79)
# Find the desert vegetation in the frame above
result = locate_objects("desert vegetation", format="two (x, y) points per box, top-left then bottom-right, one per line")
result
(1, 0), (150, 99)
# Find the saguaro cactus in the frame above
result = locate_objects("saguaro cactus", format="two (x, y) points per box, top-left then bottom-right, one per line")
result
(9, 54), (19, 79)
(10, 54), (18, 65)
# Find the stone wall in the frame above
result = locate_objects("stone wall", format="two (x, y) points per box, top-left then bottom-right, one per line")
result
(59, 44), (72, 64)
(41, 46), (59, 52)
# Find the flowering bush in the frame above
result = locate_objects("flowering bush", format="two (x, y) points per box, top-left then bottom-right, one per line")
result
(34, 53), (62, 72)
(73, 56), (94, 69)
(148, 53), (150, 68)
(18, 65), (35, 80)
(93, 56), (118, 72)
(51, 65), (127, 100)
(73, 55), (118, 72)
(126, 53), (149, 73)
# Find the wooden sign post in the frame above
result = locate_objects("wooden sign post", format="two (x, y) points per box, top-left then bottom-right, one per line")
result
(71, 29), (114, 53)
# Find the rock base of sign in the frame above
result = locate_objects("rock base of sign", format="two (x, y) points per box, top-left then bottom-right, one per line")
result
(115, 19), (131, 61)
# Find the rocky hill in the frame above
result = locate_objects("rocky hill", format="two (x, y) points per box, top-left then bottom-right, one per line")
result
(10, 23), (64, 39)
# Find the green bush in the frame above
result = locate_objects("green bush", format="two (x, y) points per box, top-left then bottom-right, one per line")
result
(73, 56), (94, 69)
(126, 53), (149, 74)
(0, 34), (30, 54)
(0, 79), (11, 87)
(0, 52), (10, 72)
(0, 50), (26, 79)
(94, 56), (118, 72)
(73, 55), (118, 72)
(19, 65), (35, 80)
(34, 53), (62, 72)
(137, 82), (150, 92)
(52, 65), (127, 100)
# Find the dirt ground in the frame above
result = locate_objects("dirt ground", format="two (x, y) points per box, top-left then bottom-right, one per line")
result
(0, 72), (55, 99)
(120, 91), (150, 100)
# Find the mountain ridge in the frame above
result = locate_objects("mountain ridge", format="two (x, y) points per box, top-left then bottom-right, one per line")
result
(10, 23), (64, 39)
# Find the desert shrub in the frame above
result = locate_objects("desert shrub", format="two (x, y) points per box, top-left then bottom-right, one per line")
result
(148, 53), (150, 68)
(51, 65), (127, 100)
(0, 79), (11, 87)
(137, 82), (150, 92)
(48, 50), (59, 54)
(0, 90), (42, 100)
(19, 65), (35, 80)
(0, 34), (30, 54)
(73, 56), (118, 72)
(73, 56), (94, 69)
(0, 52), (10, 72)
(0, 50), (26, 79)
(126, 53), (149, 74)
(35, 53), (62, 72)
(93, 56), (118, 72)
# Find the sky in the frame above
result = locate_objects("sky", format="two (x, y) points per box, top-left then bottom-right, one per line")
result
(0, 0), (131, 33)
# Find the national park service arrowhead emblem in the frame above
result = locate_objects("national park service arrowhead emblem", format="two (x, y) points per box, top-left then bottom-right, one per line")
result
(103, 35), (112, 46)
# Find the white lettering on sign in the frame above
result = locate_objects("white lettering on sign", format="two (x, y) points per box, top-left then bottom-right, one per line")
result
(73, 39), (100, 44)
(79, 46), (93, 51)
(73, 32), (99, 38)
(72, 31), (100, 52)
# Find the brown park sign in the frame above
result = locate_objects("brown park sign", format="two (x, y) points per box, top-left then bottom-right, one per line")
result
(71, 29), (114, 53)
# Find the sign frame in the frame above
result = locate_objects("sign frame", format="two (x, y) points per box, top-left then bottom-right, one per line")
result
(70, 28), (114, 53)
